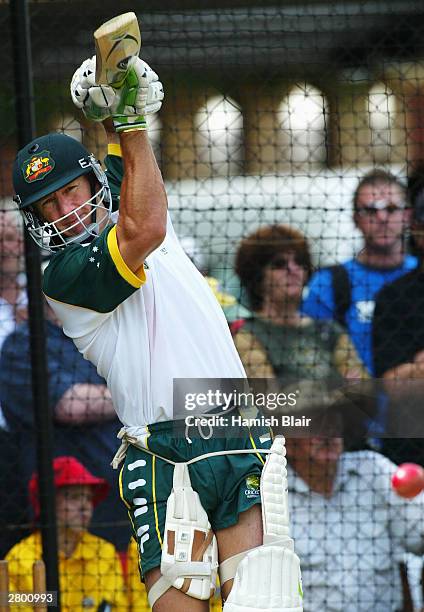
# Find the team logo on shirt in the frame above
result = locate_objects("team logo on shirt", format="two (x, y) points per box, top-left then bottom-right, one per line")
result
(244, 474), (260, 498)
(22, 150), (55, 183)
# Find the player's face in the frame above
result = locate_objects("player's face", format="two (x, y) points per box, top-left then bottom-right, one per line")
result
(262, 251), (306, 306)
(34, 176), (93, 238)
(354, 183), (410, 252)
(55, 485), (94, 533)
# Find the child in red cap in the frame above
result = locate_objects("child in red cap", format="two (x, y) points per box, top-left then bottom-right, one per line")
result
(5, 456), (128, 611)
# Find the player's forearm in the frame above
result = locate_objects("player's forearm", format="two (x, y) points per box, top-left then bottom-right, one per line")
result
(104, 118), (120, 144)
(55, 384), (116, 424)
(116, 130), (167, 271)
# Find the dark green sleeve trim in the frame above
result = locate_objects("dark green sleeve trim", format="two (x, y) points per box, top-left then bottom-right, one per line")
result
(43, 227), (139, 313)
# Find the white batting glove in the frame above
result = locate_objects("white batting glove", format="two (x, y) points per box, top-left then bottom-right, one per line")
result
(71, 57), (114, 122)
(70, 56), (164, 126)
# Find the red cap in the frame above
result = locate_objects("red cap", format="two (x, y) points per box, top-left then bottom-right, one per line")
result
(29, 456), (110, 518)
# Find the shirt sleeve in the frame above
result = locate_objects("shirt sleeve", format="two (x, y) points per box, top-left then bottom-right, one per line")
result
(97, 541), (129, 611)
(43, 225), (145, 314)
(302, 268), (335, 319)
(0, 331), (34, 429)
(0, 329), (63, 430)
(0, 325), (106, 428)
(48, 329), (106, 409)
(5, 538), (36, 596)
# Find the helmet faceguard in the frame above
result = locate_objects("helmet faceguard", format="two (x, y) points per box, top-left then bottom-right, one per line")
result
(13, 133), (112, 253)
(17, 158), (112, 252)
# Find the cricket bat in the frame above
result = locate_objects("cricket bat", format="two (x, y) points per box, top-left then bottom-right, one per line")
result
(94, 12), (141, 87)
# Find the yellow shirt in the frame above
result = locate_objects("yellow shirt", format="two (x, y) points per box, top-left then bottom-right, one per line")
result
(5, 531), (128, 611)
(127, 538), (222, 611)
(126, 539), (150, 612)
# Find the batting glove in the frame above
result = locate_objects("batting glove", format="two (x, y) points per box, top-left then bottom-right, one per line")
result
(71, 57), (113, 122)
(70, 56), (164, 127)
(111, 57), (163, 132)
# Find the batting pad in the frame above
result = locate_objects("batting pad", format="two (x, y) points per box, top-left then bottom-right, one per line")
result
(261, 435), (290, 540)
(148, 462), (218, 607)
(223, 543), (303, 611)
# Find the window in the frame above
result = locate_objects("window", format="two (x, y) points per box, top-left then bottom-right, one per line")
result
(278, 84), (328, 168)
(56, 116), (83, 142)
(368, 82), (396, 131)
(195, 95), (244, 176)
(367, 82), (397, 162)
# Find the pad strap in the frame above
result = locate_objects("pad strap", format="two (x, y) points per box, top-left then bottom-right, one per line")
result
(147, 532), (215, 607)
(148, 576), (172, 608)
(219, 538), (294, 587)
(219, 550), (251, 585)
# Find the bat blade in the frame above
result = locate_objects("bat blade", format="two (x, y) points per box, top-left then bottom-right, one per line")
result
(94, 12), (141, 86)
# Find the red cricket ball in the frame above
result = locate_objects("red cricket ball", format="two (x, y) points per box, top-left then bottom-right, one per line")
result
(391, 463), (424, 499)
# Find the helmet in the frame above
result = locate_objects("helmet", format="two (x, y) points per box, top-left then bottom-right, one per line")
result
(13, 133), (112, 252)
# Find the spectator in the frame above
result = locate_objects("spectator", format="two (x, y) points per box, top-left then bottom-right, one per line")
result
(373, 167), (424, 464)
(234, 224), (367, 383)
(126, 538), (150, 611)
(0, 304), (130, 551)
(0, 211), (27, 556)
(282, 385), (424, 612)
(0, 212), (26, 424)
(0, 211), (27, 350)
(302, 169), (416, 374)
(5, 456), (127, 611)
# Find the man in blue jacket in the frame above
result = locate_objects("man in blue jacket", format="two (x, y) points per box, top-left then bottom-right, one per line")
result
(302, 169), (417, 374)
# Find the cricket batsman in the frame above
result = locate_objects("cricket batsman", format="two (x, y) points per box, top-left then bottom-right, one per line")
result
(12, 21), (303, 612)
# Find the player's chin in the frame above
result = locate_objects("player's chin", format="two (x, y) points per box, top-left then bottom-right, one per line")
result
(59, 224), (86, 238)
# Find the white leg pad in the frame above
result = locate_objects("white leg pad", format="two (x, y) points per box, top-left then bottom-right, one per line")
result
(222, 541), (303, 611)
(261, 435), (290, 541)
(148, 463), (218, 608)
(221, 436), (303, 611)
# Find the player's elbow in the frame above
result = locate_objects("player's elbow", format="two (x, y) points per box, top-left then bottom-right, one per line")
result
(116, 221), (166, 266)
(145, 227), (167, 256)
(120, 215), (166, 250)
(150, 218), (167, 247)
